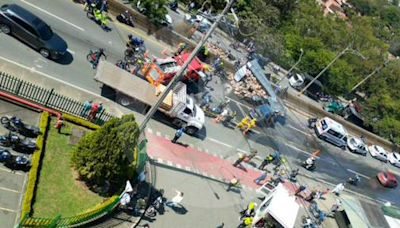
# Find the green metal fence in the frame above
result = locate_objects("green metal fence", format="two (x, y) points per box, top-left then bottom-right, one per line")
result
(0, 72), (114, 124)
(19, 196), (121, 228)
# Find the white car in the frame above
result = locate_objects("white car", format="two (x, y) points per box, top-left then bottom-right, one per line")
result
(388, 153), (400, 168)
(347, 137), (368, 156)
(368, 145), (388, 162)
(288, 73), (304, 89)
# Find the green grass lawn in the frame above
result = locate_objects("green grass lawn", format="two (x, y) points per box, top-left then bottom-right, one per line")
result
(33, 119), (104, 217)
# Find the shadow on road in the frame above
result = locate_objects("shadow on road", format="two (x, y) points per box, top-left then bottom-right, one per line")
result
(55, 52), (74, 65)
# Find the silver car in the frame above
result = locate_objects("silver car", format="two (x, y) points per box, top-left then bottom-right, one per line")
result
(347, 137), (368, 156)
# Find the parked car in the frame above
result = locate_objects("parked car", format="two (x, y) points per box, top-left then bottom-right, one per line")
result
(369, 145), (388, 162)
(0, 4), (68, 59)
(347, 136), (368, 156)
(288, 73), (304, 89)
(388, 152), (400, 168)
(184, 14), (212, 33)
(377, 171), (398, 188)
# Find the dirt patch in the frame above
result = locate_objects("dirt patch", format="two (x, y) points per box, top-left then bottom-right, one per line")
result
(69, 128), (86, 145)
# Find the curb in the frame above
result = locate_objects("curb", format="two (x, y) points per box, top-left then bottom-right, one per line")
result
(148, 155), (258, 191)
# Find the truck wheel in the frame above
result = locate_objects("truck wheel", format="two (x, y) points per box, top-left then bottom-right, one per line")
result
(117, 95), (132, 106)
(185, 126), (198, 135)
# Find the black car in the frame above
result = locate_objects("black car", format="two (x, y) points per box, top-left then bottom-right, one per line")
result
(0, 4), (67, 59)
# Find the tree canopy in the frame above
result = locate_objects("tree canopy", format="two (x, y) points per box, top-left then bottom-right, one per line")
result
(182, 0), (400, 142)
(71, 114), (139, 195)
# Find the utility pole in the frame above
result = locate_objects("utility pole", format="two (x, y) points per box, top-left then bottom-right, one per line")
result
(349, 59), (391, 93)
(277, 48), (303, 84)
(139, 0), (237, 133)
(298, 45), (351, 95)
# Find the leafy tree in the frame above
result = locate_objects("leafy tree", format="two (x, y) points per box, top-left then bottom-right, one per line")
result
(133, 0), (168, 26)
(71, 115), (139, 195)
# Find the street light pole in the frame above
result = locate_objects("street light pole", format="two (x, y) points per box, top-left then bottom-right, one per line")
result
(349, 59), (390, 93)
(277, 48), (303, 84)
(139, 0), (237, 133)
(298, 45), (351, 95)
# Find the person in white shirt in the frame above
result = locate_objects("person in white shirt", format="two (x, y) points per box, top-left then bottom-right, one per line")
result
(166, 190), (184, 208)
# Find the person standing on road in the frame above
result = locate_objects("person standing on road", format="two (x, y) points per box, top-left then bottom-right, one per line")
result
(214, 108), (229, 123)
(233, 153), (246, 167)
(81, 100), (93, 117)
(331, 183), (345, 196)
(166, 190), (184, 208)
(226, 178), (240, 192)
(294, 185), (307, 197)
(240, 202), (256, 219)
(171, 127), (185, 144)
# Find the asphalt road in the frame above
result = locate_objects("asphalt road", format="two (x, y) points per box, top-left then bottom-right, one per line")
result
(1, 0), (399, 208)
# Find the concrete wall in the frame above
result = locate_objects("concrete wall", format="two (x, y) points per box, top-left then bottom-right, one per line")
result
(285, 90), (393, 151)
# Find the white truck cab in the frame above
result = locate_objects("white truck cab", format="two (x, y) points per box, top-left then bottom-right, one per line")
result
(94, 61), (204, 134)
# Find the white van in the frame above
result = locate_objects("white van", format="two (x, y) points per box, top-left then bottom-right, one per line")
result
(315, 117), (348, 149)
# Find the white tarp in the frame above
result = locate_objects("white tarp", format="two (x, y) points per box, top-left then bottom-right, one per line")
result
(385, 215), (400, 228)
(266, 185), (299, 228)
(253, 184), (299, 228)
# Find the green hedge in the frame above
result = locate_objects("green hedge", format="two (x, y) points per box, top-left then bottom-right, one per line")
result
(63, 113), (101, 130)
(21, 112), (50, 217)
(382, 205), (400, 219)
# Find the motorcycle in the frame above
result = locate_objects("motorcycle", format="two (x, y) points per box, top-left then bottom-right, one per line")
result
(169, 1), (178, 12)
(0, 149), (11, 163)
(302, 159), (316, 171)
(316, 92), (333, 103)
(1, 116), (40, 138)
(5, 154), (31, 171)
(202, 100), (230, 117)
(116, 10), (135, 27)
(1, 132), (37, 153)
(0, 148), (30, 170)
(347, 175), (360, 186)
(87, 49), (106, 69)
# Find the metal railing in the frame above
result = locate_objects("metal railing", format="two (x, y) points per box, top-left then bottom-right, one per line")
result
(0, 72), (114, 124)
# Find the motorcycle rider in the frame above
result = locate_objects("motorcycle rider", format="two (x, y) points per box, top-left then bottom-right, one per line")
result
(348, 174), (360, 185)
(127, 34), (144, 49)
(304, 156), (316, 170)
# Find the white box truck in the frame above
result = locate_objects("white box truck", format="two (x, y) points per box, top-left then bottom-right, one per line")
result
(94, 61), (204, 134)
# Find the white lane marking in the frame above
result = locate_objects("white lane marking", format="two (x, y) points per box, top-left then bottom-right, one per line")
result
(147, 128), (153, 134)
(156, 131), (161, 136)
(15, 172), (27, 226)
(0, 186), (20, 193)
(67, 49), (75, 55)
(287, 144), (320, 159)
(19, 0), (85, 31)
(0, 206), (16, 213)
(288, 125), (311, 136)
(207, 137), (233, 148)
(346, 169), (371, 179)
(237, 148), (248, 153)
(0, 56), (99, 97)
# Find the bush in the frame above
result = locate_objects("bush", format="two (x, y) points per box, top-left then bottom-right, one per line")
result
(21, 112), (50, 217)
(71, 114), (139, 195)
(63, 113), (100, 130)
